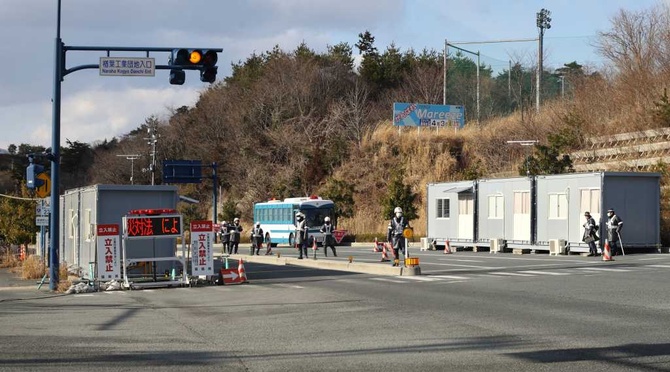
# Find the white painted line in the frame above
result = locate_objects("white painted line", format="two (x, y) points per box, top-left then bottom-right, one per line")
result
(447, 259), (485, 263)
(576, 267), (632, 272)
(518, 270), (570, 276)
(370, 277), (405, 284)
(453, 255), (588, 264)
(648, 264), (670, 268)
(74, 294), (95, 297)
(637, 257), (667, 261)
(430, 275), (469, 280)
(396, 276), (438, 281)
(434, 261), (501, 269)
(490, 272), (535, 277)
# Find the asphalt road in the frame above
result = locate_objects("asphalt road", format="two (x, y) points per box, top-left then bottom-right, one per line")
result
(1, 245), (669, 371)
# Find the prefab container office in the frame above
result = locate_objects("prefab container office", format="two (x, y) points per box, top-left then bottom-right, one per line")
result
(535, 172), (660, 252)
(426, 180), (477, 247)
(60, 184), (180, 278)
(476, 177), (534, 248)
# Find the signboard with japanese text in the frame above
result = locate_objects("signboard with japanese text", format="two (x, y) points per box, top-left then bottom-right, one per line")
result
(190, 220), (214, 276)
(393, 103), (465, 129)
(125, 215), (182, 239)
(97, 224), (121, 280)
(99, 57), (155, 77)
(36, 198), (50, 216)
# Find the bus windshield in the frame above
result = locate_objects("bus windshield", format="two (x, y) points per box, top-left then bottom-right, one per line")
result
(301, 207), (332, 228)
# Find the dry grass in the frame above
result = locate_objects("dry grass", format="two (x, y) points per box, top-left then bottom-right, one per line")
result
(0, 247), (20, 268)
(20, 255), (46, 280)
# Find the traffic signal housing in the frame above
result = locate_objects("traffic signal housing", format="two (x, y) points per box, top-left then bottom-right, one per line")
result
(169, 49), (219, 85)
(26, 162), (45, 189)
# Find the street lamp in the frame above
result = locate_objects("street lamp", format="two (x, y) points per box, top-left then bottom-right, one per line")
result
(506, 140), (538, 177)
(536, 8), (551, 113)
(116, 154), (141, 185)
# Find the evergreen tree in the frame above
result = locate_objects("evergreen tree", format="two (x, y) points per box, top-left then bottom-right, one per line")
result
(381, 169), (418, 220)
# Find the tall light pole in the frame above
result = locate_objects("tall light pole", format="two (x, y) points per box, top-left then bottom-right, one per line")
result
(536, 8), (551, 113)
(116, 155), (141, 184)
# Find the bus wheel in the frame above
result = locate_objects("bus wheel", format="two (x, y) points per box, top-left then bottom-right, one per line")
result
(288, 233), (295, 247)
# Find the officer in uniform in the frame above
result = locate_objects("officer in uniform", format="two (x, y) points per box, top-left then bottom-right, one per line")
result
(320, 216), (337, 257)
(250, 222), (264, 256)
(219, 221), (230, 256)
(606, 208), (624, 255)
(229, 217), (243, 254)
(387, 207), (409, 267)
(295, 212), (309, 259)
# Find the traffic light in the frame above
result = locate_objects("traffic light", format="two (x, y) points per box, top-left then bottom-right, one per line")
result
(168, 49), (219, 85)
(199, 50), (218, 83)
(26, 162), (45, 189)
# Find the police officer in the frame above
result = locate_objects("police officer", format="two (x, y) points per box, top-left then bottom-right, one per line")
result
(387, 207), (409, 267)
(582, 211), (599, 256)
(250, 222), (264, 256)
(219, 221), (230, 256)
(295, 212), (309, 259)
(606, 208), (624, 256)
(229, 217), (243, 254)
(320, 216), (337, 257)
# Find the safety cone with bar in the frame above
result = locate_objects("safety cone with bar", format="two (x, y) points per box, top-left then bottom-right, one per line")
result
(380, 242), (390, 262)
(238, 258), (249, 283)
(312, 238), (318, 259)
(602, 240), (614, 261)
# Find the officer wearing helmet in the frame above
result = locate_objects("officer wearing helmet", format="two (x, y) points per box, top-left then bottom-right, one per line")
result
(295, 212), (309, 259)
(320, 216), (337, 257)
(229, 217), (243, 254)
(387, 207), (410, 266)
(250, 221), (264, 256)
(606, 208), (624, 256)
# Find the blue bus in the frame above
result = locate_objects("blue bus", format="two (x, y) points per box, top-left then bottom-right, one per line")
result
(253, 196), (335, 247)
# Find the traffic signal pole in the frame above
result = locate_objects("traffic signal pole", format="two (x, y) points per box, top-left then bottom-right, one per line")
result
(49, 0), (221, 291)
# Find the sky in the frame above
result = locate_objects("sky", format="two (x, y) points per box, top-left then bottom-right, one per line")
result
(0, 0), (665, 151)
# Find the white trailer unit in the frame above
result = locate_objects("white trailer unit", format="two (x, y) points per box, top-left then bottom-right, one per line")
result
(60, 184), (179, 278)
(477, 177), (534, 248)
(426, 180), (477, 248)
(535, 172), (660, 253)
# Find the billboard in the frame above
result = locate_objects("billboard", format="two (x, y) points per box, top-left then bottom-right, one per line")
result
(393, 103), (465, 129)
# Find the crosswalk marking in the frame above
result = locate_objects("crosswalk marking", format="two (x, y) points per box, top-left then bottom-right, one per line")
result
(517, 270), (570, 276)
(430, 275), (469, 280)
(576, 267), (632, 272)
(490, 272), (535, 277)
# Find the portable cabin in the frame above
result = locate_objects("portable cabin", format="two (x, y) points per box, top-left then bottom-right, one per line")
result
(60, 184), (180, 278)
(535, 172), (660, 252)
(476, 177), (534, 248)
(426, 180), (477, 248)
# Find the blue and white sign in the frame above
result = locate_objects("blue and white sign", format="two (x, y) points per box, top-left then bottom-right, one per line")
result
(393, 103), (465, 128)
(99, 57), (155, 77)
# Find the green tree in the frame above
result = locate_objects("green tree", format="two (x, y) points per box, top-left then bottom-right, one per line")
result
(0, 187), (37, 246)
(319, 178), (355, 226)
(381, 170), (418, 221)
(653, 88), (670, 127)
(218, 199), (240, 223)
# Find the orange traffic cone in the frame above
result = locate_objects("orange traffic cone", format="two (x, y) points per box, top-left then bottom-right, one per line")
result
(380, 243), (390, 262)
(373, 237), (382, 252)
(265, 241), (272, 255)
(19, 244), (26, 261)
(238, 259), (249, 282)
(602, 241), (614, 261)
(444, 240), (453, 254)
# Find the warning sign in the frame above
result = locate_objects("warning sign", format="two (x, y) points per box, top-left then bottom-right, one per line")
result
(220, 268), (244, 284)
(333, 229), (347, 244)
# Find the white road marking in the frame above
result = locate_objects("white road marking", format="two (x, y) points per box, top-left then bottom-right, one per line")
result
(647, 264), (670, 269)
(576, 267), (632, 272)
(518, 270), (570, 276)
(370, 277), (406, 284)
(490, 272), (536, 277)
(430, 275), (469, 280)
(396, 276), (438, 281)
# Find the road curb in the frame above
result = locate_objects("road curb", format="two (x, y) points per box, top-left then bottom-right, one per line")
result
(228, 254), (421, 276)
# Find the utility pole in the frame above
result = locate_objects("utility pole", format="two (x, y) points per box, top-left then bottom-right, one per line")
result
(144, 126), (158, 185)
(536, 8), (551, 113)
